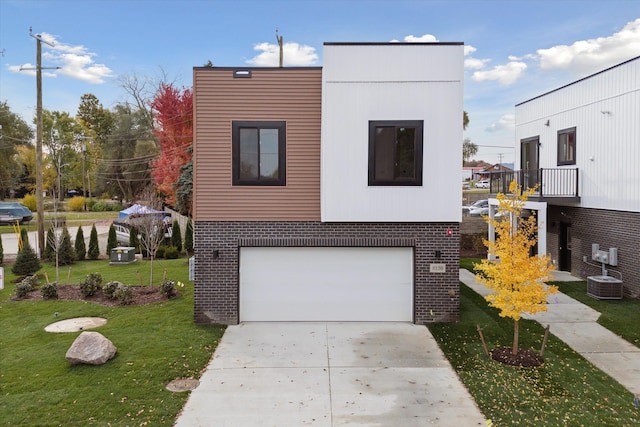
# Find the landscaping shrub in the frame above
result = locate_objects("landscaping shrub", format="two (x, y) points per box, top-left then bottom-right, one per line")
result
(79, 272), (103, 297)
(113, 283), (133, 305)
(19, 228), (29, 250)
(12, 245), (41, 276)
(75, 226), (86, 261)
(15, 275), (38, 297)
(44, 226), (55, 260)
(106, 224), (117, 255)
(68, 196), (86, 212)
(184, 218), (193, 255)
(129, 225), (139, 250)
(57, 226), (76, 265)
(91, 201), (107, 212)
(160, 280), (177, 297)
(103, 280), (121, 299)
(88, 224), (100, 260)
(21, 194), (37, 211)
(156, 245), (167, 259)
(165, 246), (179, 259)
(171, 220), (183, 252)
(40, 282), (58, 299)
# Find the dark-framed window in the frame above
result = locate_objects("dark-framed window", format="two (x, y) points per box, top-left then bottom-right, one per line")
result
(232, 121), (286, 186)
(368, 120), (423, 186)
(557, 127), (576, 166)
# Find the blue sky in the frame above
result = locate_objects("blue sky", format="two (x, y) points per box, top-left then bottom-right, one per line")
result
(1, 0), (639, 164)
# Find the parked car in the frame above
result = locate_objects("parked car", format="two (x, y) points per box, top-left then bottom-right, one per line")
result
(0, 202), (33, 223)
(469, 206), (489, 217)
(462, 182), (470, 190)
(475, 180), (490, 189)
(112, 220), (172, 247)
(462, 199), (488, 215)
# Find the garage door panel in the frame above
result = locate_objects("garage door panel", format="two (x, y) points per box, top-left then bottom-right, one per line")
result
(240, 247), (413, 322)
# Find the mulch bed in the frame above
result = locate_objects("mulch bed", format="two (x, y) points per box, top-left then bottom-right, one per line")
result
(491, 347), (544, 368)
(13, 285), (172, 306)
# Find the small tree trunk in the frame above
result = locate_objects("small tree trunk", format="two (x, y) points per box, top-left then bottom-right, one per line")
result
(512, 319), (519, 355)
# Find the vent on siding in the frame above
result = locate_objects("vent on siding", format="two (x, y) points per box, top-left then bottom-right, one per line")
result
(233, 69), (252, 78)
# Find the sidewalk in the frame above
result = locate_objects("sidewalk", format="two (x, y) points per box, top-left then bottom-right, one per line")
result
(460, 268), (640, 396)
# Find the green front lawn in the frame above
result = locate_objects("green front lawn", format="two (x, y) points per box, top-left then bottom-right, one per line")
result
(0, 258), (225, 426)
(429, 284), (639, 425)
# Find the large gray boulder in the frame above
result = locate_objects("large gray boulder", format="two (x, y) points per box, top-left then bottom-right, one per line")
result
(66, 331), (117, 365)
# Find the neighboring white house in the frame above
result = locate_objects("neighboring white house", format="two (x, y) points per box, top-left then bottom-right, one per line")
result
(489, 55), (639, 297)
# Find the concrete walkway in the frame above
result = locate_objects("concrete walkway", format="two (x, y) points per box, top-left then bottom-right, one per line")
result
(460, 268), (640, 396)
(174, 322), (486, 426)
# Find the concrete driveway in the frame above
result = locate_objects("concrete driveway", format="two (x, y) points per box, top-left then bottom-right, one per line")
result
(174, 322), (485, 426)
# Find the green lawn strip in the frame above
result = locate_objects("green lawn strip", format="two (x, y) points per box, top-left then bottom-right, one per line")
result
(461, 258), (640, 350)
(429, 284), (639, 426)
(552, 281), (640, 348)
(0, 258), (224, 426)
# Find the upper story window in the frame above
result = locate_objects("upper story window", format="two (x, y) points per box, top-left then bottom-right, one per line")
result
(232, 121), (286, 186)
(557, 127), (576, 166)
(368, 120), (423, 186)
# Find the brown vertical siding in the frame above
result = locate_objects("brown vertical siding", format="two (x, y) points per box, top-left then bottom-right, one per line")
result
(193, 67), (322, 221)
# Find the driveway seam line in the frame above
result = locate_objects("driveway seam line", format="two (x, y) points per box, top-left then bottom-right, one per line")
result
(325, 323), (334, 426)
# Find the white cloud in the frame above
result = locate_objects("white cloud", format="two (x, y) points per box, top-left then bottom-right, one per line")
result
(465, 57), (490, 70)
(246, 42), (318, 66)
(402, 34), (438, 43)
(9, 32), (113, 83)
(536, 18), (640, 75)
(464, 45), (477, 56)
(485, 114), (515, 132)
(472, 61), (527, 85)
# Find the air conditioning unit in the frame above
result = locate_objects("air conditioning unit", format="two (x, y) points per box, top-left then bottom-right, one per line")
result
(587, 275), (623, 300)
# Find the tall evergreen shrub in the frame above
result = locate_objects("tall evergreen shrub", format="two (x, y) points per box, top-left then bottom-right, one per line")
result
(184, 218), (193, 255)
(57, 226), (76, 265)
(106, 224), (117, 255)
(171, 220), (183, 253)
(88, 224), (100, 260)
(74, 226), (86, 261)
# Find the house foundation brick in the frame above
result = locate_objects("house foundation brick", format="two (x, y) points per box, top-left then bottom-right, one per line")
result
(194, 221), (460, 325)
(547, 206), (640, 297)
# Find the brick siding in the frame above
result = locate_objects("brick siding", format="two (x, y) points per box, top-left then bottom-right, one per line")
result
(194, 221), (460, 324)
(547, 206), (640, 297)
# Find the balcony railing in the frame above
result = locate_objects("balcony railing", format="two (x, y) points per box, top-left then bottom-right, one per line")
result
(488, 168), (579, 202)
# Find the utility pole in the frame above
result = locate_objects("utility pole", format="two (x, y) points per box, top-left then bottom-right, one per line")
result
(276, 28), (283, 68)
(23, 28), (59, 257)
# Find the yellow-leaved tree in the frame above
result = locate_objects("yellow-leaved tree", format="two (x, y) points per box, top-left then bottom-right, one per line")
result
(474, 181), (557, 355)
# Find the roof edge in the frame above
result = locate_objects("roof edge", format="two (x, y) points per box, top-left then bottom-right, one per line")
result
(516, 55), (640, 106)
(323, 42), (464, 46)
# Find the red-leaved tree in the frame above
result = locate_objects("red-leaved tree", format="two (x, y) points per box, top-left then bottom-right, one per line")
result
(151, 83), (193, 206)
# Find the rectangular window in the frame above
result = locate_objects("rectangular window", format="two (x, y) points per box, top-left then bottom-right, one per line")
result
(368, 120), (423, 186)
(557, 127), (576, 166)
(232, 121), (286, 185)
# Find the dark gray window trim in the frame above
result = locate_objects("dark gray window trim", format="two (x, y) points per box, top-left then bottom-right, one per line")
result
(557, 127), (576, 166)
(368, 120), (424, 186)
(232, 121), (286, 186)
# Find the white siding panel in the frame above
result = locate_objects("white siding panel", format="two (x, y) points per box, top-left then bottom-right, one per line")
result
(515, 57), (640, 212)
(321, 44), (464, 222)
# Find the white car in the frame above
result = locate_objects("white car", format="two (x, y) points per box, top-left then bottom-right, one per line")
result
(475, 180), (490, 189)
(462, 199), (488, 215)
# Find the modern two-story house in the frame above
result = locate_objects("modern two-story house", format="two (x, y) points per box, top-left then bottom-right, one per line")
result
(192, 42), (464, 324)
(487, 55), (639, 298)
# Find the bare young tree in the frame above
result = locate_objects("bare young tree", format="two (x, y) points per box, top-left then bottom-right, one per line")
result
(130, 187), (168, 286)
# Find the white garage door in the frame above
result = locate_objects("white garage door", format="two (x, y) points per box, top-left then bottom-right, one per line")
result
(239, 247), (413, 322)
